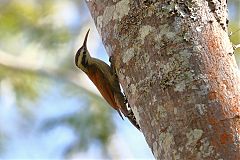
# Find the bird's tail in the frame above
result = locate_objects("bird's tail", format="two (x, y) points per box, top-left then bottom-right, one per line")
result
(114, 92), (140, 130)
(126, 109), (141, 130)
(117, 109), (124, 120)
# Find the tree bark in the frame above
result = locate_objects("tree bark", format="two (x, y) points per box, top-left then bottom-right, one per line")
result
(86, 0), (240, 159)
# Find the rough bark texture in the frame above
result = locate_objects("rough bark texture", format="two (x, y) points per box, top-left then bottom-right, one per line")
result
(86, 0), (240, 159)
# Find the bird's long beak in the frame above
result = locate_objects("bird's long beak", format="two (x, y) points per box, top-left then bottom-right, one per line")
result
(83, 29), (90, 48)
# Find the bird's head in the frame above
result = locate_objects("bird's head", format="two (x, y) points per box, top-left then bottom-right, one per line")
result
(75, 29), (91, 71)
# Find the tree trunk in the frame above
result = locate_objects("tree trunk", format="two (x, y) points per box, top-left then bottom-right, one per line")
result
(86, 0), (240, 159)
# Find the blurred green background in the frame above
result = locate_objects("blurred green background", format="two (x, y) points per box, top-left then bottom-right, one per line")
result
(0, 0), (239, 159)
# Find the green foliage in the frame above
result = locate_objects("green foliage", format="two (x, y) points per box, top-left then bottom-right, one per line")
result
(0, 67), (38, 101)
(229, 23), (240, 54)
(228, 0), (240, 55)
(0, 0), (70, 51)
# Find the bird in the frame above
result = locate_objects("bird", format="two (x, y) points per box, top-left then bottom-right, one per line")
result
(75, 29), (140, 130)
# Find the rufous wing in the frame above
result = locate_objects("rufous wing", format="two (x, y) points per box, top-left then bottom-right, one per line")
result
(86, 64), (124, 119)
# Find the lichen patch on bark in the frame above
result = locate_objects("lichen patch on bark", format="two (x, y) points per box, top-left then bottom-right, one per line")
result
(122, 47), (135, 63)
(198, 138), (215, 158)
(139, 25), (154, 44)
(158, 127), (180, 159)
(186, 129), (203, 151)
(101, 0), (130, 28)
(195, 104), (206, 115)
(103, 6), (114, 27)
(113, 0), (130, 20)
(96, 15), (103, 34)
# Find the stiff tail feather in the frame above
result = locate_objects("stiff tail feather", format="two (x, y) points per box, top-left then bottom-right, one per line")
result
(126, 110), (141, 130)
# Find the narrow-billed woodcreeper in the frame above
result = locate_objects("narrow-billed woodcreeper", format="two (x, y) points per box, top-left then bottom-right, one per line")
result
(75, 29), (140, 130)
